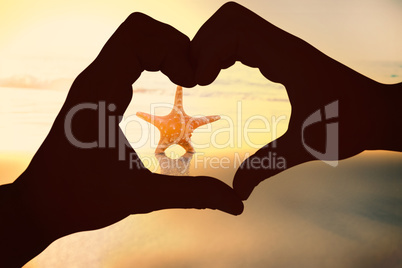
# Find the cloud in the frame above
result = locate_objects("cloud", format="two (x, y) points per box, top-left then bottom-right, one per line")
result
(0, 75), (73, 90)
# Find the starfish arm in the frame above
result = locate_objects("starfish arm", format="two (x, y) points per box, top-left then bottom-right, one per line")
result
(138, 86), (220, 155)
(173, 86), (184, 111)
(136, 112), (163, 127)
(155, 136), (173, 154)
(155, 145), (167, 155)
(179, 140), (195, 153)
(190, 115), (221, 129)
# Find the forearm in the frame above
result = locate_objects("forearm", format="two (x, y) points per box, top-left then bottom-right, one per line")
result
(366, 82), (402, 152)
(0, 180), (54, 267)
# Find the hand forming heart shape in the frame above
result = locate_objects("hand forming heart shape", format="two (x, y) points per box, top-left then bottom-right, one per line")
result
(1, 2), (401, 267)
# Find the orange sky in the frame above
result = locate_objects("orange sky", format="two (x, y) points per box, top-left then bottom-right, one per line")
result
(0, 0), (401, 82)
(0, 0), (401, 158)
(0, 0), (401, 154)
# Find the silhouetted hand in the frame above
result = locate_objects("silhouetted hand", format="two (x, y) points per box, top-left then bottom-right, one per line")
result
(191, 2), (402, 200)
(0, 13), (243, 267)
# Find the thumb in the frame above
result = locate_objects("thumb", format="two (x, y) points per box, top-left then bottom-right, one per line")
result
(191, 27), (237, 86)
(130, 173), (244, 216)
(233, 133), (312, 200)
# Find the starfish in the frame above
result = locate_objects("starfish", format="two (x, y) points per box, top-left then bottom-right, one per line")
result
(136, 86), (221, 154)
(156, 152), (193, 175)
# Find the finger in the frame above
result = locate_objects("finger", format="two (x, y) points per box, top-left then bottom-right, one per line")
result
(233, 133), (312, 200)
(93, 12), (195, 87)
(190, 40), (223, 86)
(125, 13), (196, 87)
(193, 55), (222, 86)
(161, 35), (196, 88)
(127, 173), (244, 216)
(191, 43), (237, 86)
(191, 23), (237, 86)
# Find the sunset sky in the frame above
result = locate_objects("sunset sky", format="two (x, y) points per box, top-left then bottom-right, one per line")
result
(0, 0), (401, 83)
(1, 0), (401, 154)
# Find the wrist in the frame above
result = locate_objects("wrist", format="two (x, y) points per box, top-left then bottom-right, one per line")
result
(366, 82), (402, 151)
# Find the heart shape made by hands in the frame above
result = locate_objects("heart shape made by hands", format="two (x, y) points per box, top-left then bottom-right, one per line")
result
(3, 3), (387, 267)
